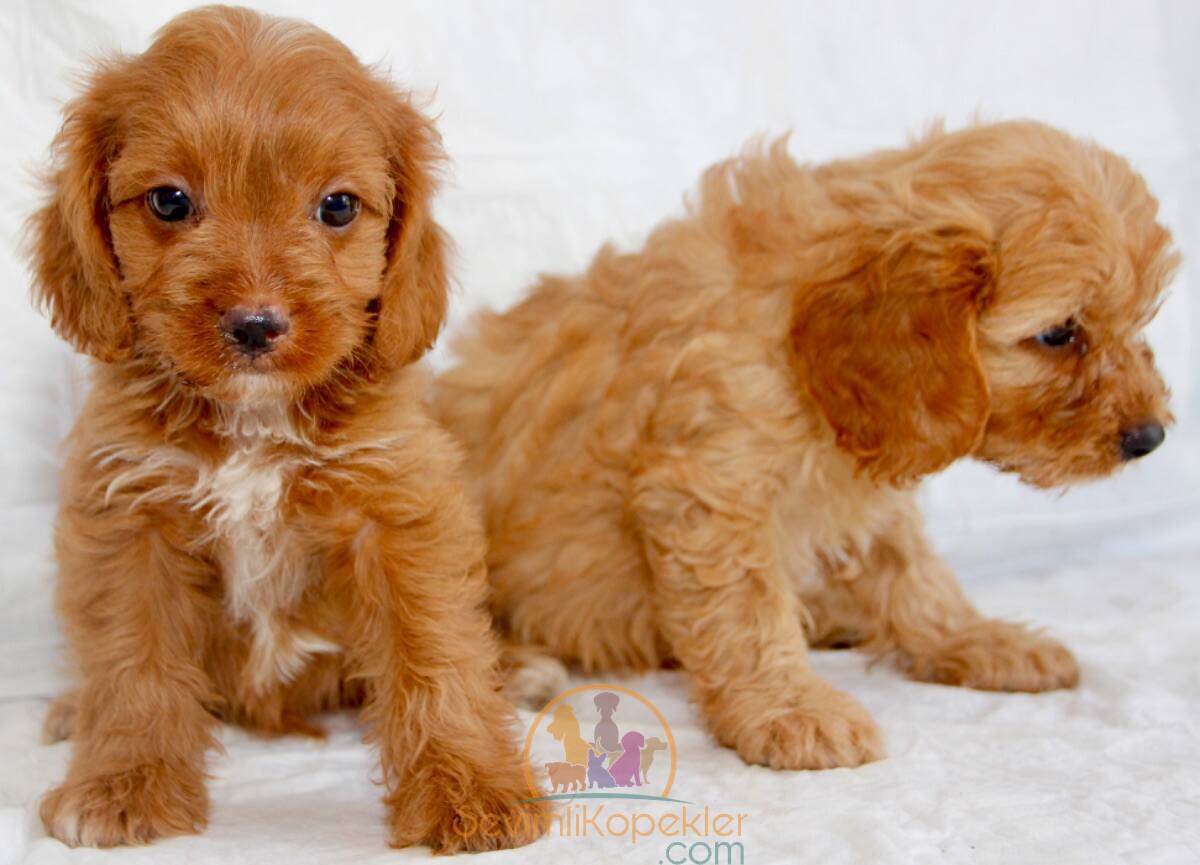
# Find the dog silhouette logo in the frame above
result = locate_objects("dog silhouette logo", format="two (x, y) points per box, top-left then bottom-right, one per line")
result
(593, 691), (620, 752)
(519, 685), (751, 854)
(522, 684), (678, 802)
(547, 703), (591, 766)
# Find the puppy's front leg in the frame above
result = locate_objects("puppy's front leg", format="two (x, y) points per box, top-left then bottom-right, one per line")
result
(328, 467), (548, 853)
(40, 506), (217, 847)
(850, 507), (1079, 692)
(633, 446), (883, 770)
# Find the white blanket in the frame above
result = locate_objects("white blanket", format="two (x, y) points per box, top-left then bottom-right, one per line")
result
(3, 554), (1199, 865)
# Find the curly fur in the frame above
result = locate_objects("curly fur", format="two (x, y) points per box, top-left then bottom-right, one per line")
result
(435, 121), (1179, 770)
(29, 7), (545, 851)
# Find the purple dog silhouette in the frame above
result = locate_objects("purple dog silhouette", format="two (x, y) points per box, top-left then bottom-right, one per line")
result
(587, 746), (616, 789)
(608, 731), (645, 786)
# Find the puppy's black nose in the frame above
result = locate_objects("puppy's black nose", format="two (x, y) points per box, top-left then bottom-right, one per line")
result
(1120, 422), (1165, 460)
(220, 307), (289, 356)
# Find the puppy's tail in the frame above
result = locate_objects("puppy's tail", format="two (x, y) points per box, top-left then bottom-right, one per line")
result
(498, 640), (569, 710)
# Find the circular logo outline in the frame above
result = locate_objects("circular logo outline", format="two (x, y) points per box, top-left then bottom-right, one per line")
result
(521, 682), (678, 800)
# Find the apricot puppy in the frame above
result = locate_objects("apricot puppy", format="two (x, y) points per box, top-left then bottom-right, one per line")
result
(436, 122), (1178, 770)
(29, 7), (544, 851)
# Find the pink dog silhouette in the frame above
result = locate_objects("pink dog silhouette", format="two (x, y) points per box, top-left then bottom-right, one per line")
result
(608, 731), (645, 786)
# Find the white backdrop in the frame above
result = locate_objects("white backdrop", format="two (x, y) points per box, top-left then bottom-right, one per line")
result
(1, 0), (1198, 693)
(0, 3), (1198, 863)
(5, 1), (1196, 696)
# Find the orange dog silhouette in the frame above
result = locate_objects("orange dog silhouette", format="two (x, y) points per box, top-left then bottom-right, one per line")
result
(547, 704), (590, 765)
(640, 737), (667, 784)
(545, 761), (585, 793)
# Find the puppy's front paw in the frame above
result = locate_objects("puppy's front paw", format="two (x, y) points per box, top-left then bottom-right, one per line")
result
(907, 620), (1079, 692)
(388, 764), (549, 853)
(40, 761), (207, 847)
(712, 684), (885, 770)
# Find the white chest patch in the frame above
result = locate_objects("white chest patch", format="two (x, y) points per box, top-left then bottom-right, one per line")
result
(101, 399), (340, 692)
(198, 443), (292, 620)
(195, 409), (339, 692)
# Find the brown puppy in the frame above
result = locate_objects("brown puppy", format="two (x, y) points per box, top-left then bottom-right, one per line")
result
(435, 122), (1178, 771)
(29, 6), (545, 852)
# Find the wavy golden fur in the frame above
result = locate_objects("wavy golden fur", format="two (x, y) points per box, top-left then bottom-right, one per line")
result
(436, 121), (1179, 770)
(29, 6), (545, 851)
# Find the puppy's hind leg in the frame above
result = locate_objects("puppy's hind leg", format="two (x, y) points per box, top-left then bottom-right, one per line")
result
(42, 690), (79, 744)
(801, 577), (875, 650)
(848, 505), (1079, 692)
(498, 640), (569, 709)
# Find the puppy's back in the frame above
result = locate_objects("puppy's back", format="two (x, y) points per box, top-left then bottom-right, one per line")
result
(435, 254), (634, 492)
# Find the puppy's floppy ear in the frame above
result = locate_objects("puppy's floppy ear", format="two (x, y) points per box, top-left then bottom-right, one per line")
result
(372, 91), (449, 369)
(27, 68), (131, 362)
(791, 225), (995, 484)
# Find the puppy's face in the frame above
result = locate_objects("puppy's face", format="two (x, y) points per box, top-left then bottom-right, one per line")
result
(974, 185), (1175, 486)
(791, 123), (1178, 487)
(106, 88), (393, 402)
(30, 8), (447, 402)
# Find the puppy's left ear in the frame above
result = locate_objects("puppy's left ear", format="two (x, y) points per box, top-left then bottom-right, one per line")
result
(372, 93), (449, 369)
(791, 225), (995, 484)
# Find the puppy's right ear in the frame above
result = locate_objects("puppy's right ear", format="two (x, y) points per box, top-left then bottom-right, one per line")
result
(791, 224), (995, 484)
(27, 68), (131, 362)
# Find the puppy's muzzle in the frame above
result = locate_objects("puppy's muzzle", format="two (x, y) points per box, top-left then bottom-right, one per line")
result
(1120, 421), (1165, 460)
(220, 306), (289, 356)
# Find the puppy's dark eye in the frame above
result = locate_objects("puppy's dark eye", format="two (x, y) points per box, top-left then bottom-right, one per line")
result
(1036, 321), (1078, 348)
(316, 192), (360, 228)
(146, 187), (193, 222)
